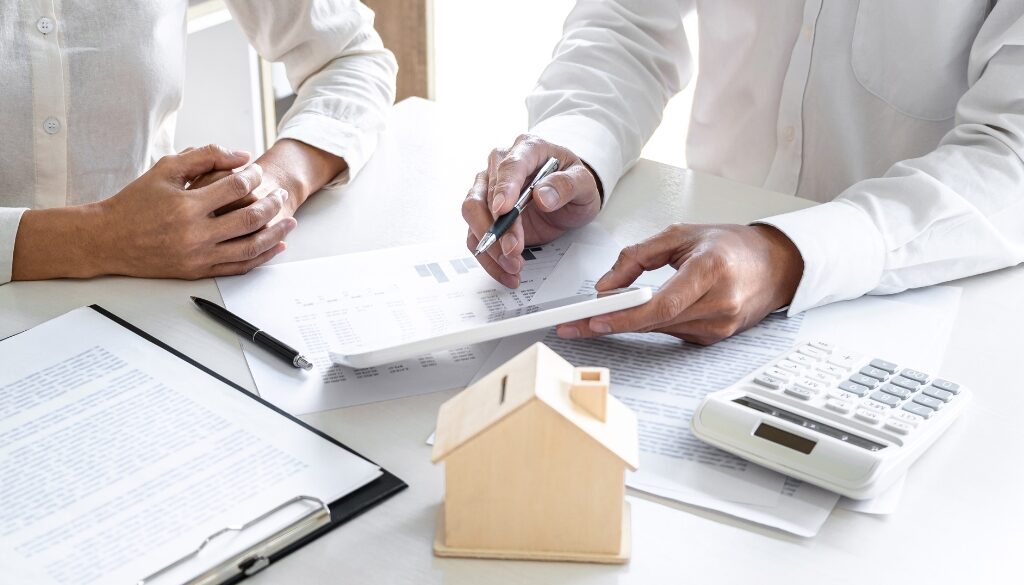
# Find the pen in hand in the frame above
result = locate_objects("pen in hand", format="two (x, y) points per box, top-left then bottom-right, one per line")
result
(191, 296), (313, 370)
(474, 156), (560, 257)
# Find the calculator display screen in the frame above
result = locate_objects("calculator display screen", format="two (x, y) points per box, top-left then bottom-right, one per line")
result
(735, 396), (887, 452)
(754, 423), (816, 454)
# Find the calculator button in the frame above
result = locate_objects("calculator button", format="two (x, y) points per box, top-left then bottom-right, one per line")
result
(859, 366), (889, 381)
(869, 358), (898, 373)
(828, 352), (862, 370)
(764, 367), (794, 381)
(869, 391), (901, 407)
(806, 371), (834, 385)
(798, 346), (827, 361)
(826, 398), (854, 414)
(879, 383), (912, 400)
(913, 394), (943, 410)
(891, 410), (924, 426)
(776, 360), (805, 375)
(922, 386), (954, 402)
(838, 380), (870, 397)
(829, 389), (858, 401)
(810, 341), (835, 353)
(890, 376), (921, 391)
(784, 386), (815, 400)
(902, 402), (934, 419)
(899, 368), (929, 383)
(849, 374), (880, 389)
(855, 408), (883, 424)
(931, 379), (961, 394)
(788, 353), (817, 367)
(794, 378), (826, 394)
(863, 399), (891, 412)
(753, 374), (785, 390)
(884, 419), (913, 435)
(816, 363), (845, 379)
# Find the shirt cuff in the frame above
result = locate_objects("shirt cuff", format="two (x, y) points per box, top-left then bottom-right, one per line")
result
(528, 115), (625, 201)
(0, 208), (28, 285)
(756, 201), (886, 315)
(276, 111), (384, 189)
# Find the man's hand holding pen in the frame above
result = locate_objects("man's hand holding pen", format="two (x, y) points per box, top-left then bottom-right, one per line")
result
(461, 134), (603, 289)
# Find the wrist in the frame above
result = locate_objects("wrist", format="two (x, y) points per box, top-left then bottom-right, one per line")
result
(750, 224), (804, 310)
(256, 138), (347, 214)
(13, 202), (110, 280)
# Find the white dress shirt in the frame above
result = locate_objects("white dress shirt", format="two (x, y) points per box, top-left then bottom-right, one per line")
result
(0, 0), (396, 284)
(528, 0), (1024, 314)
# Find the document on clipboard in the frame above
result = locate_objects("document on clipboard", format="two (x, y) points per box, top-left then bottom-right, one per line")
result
(0, 306), (406, 585)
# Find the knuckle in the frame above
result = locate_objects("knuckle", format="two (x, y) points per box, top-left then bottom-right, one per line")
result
(718, 293), (744, 317)
(230, 173), (251, 197)
(620, 244), (643, 263)
(242, 240), (263, 261)
(242, 206), (265, 231)
(654, 295), (686, 322)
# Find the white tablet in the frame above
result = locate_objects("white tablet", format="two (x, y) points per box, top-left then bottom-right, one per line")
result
(329, 286), (653, 368)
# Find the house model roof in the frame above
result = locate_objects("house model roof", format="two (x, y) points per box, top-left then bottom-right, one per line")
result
(432, 342), (639, 470)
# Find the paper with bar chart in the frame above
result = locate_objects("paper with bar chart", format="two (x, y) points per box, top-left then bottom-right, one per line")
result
(216, 239), (570, 414)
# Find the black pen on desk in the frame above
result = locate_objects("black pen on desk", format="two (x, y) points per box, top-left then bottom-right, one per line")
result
(474, 156), (560, 257)
(191, 296), (314, 371)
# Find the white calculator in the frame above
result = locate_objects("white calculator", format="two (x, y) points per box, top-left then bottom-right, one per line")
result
(691, 340), (970, 499)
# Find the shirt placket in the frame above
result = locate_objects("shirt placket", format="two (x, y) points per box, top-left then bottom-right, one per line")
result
(763, 0), (823, 196)
(27, 0), (69, 209)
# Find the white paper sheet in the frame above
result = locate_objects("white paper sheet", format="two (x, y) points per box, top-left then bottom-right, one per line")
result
(470, 242), (962, 535)
(216, 239), (574, 415)
(837, 474), (907, 515)
(0, 308), (381, 585)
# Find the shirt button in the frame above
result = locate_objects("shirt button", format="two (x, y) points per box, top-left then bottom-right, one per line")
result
(36, 17), (55, 34)
(782, 126), (796, 142)
(42, 117), (61, 135)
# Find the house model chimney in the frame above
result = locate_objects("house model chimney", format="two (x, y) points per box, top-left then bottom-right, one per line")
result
(570, 367), (610, 421)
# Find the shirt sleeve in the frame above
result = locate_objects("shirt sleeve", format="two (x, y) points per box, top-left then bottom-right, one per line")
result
(224, 0), (397, 186)
(526, 0), (694, 199)
(0, 207), (27, 285)
(759, 9), (1024, 314)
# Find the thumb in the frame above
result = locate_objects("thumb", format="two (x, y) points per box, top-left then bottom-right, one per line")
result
(164, 144), (250, 185)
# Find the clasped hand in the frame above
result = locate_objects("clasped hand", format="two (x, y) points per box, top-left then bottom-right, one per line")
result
(97, 144), (296, 279)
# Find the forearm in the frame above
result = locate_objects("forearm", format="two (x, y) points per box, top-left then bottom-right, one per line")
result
(12, 203), (109, 281)
(254, 138), (348, 214)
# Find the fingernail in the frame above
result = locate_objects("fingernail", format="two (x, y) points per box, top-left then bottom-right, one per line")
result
(558, 326), (580, 339)
(491, 194), (505, 214)
(590, 320), (612, 334)
(536, 185), (558, 209)
(285, 218), (297, 231)
(501, 235), (517, 256)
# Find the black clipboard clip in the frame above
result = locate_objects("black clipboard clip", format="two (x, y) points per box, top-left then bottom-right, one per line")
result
(136, 495), (330, 585)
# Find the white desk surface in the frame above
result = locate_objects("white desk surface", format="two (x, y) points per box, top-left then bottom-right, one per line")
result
(2, 98), (1018, 584)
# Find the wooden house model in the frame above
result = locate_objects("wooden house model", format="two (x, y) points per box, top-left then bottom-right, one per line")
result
(431, 342), (639, 563)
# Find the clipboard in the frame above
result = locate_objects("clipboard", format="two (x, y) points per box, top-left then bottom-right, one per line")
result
(75, 305), (408, 585)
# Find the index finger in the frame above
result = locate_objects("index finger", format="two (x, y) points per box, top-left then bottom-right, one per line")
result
(490, 137), (549, 215)
(192, 163), (263, 213)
